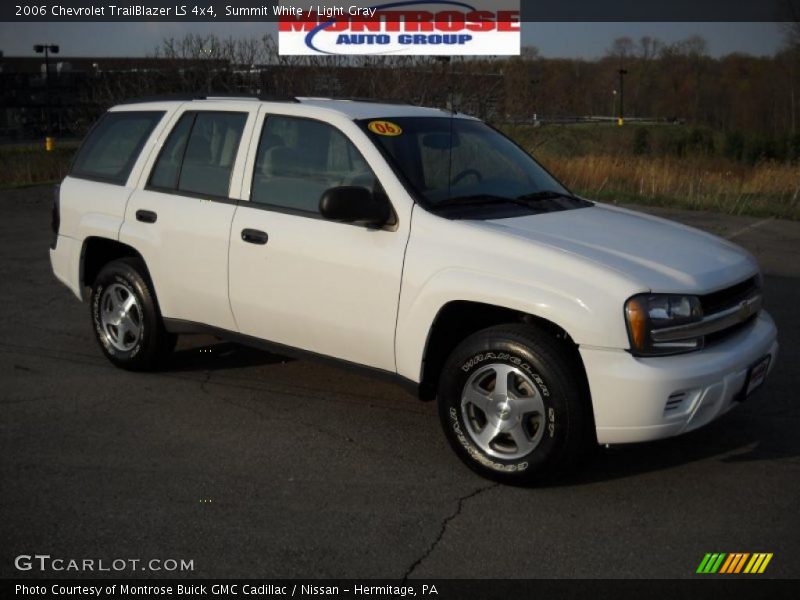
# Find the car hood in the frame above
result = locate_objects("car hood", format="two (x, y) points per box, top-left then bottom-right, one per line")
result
(482, 204), (758, 293)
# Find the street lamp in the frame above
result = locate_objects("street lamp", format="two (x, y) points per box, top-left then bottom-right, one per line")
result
(617, 67), (628, 126)
(34, 43), (59, 151)
(612, 89), (617, 120)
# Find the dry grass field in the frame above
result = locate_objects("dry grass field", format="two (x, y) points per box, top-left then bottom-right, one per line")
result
(0, 143), (76, 188)
(539, 154), (800, 219)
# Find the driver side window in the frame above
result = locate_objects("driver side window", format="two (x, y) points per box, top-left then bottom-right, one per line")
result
(251, 116), (379, 214)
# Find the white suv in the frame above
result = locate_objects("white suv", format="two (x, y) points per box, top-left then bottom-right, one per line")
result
(50, 96), (778, 483)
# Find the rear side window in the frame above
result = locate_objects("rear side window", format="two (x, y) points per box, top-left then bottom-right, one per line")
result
(149, 113), (193, 190)
(251, 115), (377, 214)
(71, 111), (164, 184)
(149, 111), (247, 198)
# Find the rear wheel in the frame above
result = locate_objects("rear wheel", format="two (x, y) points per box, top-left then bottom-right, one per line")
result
(90, 258), (175, 371)
(437, 324), (589, 485)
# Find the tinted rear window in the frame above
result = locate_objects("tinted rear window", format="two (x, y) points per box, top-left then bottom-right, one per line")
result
(71, 111), (164, 184)
(178, 112), (247, 197)
(148, 113), (194, 190)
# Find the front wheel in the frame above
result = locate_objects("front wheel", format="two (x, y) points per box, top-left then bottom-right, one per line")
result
(437, 324), (589, 485)
(90, 258), (176, 371)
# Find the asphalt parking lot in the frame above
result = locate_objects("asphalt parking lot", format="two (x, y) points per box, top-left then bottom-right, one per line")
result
(1, 186), (798, 580)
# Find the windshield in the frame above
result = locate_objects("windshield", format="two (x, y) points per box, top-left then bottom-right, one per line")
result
(360, 117), (575, 210)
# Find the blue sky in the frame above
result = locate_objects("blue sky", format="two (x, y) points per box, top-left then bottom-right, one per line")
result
(0, 21), (787, 58)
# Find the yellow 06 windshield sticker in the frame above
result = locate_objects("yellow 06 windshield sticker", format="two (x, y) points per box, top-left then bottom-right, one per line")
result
(368, 120), (403, 136)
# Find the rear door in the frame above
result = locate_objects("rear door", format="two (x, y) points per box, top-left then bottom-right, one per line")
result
(120, 102), (258, 331)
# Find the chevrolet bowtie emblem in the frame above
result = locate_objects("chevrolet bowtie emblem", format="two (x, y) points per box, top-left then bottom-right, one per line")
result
(738, 298), (757, 321)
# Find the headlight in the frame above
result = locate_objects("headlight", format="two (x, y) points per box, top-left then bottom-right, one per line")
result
(624, 294), (703, 356)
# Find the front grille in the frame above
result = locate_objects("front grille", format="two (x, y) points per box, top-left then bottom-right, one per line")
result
(647, 276), (762, 353)
(700, 276), (760, 314)
(698, 276), (762, 346)
(704, 315), (757, 345)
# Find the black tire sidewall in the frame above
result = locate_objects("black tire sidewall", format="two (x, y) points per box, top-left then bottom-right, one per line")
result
(438, 330), (578, 482)
(91, 261), (159, 368)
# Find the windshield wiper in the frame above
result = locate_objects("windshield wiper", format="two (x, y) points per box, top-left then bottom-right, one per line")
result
(516, 190), (581, 202)
(432, 191), (588, 213)
(433, 194), (535, 210)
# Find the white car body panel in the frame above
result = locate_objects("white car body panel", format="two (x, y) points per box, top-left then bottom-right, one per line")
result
(49, 233), (82, 300)
(120, 189), (239, 331)
(394, 206), (641, 381)
(228, 207), (406, 370)
(583, 311), (778, 444)
(228, 107), (416, 371)
(485, 203), (760, 294)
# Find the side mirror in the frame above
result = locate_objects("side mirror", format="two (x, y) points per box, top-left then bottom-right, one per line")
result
(319, 186), (391, 228)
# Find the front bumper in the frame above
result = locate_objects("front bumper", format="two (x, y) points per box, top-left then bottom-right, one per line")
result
(580, 310), (778, 444)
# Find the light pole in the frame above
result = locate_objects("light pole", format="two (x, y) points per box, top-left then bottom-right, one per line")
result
(34, 43), (59, 150)
(612, 89), (617, 120)
(434, 56), (454, 111)
(617, 67), (628, 126)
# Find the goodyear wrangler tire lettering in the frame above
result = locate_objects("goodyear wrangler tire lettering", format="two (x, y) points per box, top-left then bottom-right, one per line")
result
(437, 324), (588, 484)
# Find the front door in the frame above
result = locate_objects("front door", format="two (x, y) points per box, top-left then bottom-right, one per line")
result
(228, 114), (409, 371)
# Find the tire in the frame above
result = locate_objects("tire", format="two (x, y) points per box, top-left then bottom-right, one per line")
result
(90, 257), (176, 371)
(437, 324), (590, 485)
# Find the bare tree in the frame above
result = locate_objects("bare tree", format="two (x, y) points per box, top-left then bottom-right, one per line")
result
(782, 0), (800, 48)
(781, 1), (800, 134)
(521, 45), (541, 61)
(638, 36), (663, 61)
(608, 37), (635, 61)
(68, 29), (799, 144)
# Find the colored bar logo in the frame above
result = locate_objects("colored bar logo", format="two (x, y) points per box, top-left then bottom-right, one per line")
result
(697, 553), (773, 574)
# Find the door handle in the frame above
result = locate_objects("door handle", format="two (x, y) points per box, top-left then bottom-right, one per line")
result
(136, 209), (157, 224)
(241, 228), (268, 245)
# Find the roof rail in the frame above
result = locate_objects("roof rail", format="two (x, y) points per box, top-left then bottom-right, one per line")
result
(208, 93), (300, 103)
(297, 96), (413, 105)
(257, 94), (301, 103)
(122, 93), (299, 104)
(123, 94), (204, 104)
